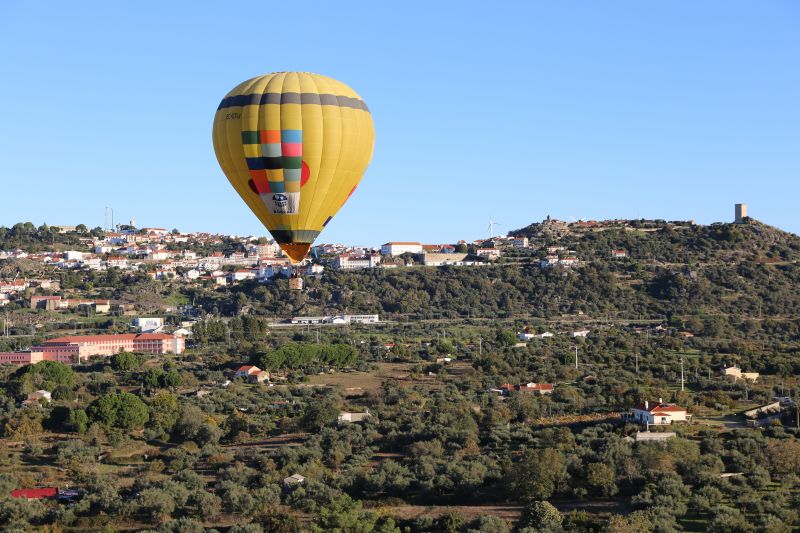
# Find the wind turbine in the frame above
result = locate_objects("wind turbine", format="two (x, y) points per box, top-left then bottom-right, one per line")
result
(488, 218), (501, 239)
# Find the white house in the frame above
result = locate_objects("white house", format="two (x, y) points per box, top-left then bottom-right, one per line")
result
(24, 390), (52, 404)
(247, 369), (270, 383)
(611, 249), (628, 258)
(722, 366), (759, 383)
(381, 242), (423, 256)
(572, 330), (590, 338)
(338, 410), (371, 423)
(234, 365), (262, 378)
(106, 256), (129, 269)
(145, 249), (171, 261)
(559, 257), (579, 267)
(283, 473), (305, 487)
(629, 400), (690, 426)
(513, 237), (529, 248)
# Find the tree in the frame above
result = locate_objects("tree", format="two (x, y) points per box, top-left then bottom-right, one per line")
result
(519, 501), (563, 531)
(604, 511), (654, 533)
(87, 391), (149, 429)
(137, 487), (176, 522)
(467, 515), (510, 533)
(765, 439), (800, 478)
(148, 392), (180, 438)
(507, 448), (567, 502)
(68, 408), (89, 433)
(302, 397), (340, 431)
(12, 360), (75, 395)
(586, 462), (618, 496)
(707, 506), (754, 533)
(111, 351), (140, 371)
(311, 493), (380, 533)
(496, 329), (518, 347)
(257, 509), (301, 533)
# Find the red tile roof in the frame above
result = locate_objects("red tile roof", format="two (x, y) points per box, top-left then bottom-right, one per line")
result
(633, 403), (686, 413)
(44, 333), (175, 344)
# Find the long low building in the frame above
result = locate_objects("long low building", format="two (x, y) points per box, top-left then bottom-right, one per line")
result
(291, 314), (379, 325)
(0, 333), (185, 365)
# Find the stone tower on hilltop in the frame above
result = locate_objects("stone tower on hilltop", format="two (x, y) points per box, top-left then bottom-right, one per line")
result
(735, 203), (747, 224)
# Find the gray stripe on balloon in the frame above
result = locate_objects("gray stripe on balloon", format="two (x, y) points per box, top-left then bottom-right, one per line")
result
(218, 93), (369, 112)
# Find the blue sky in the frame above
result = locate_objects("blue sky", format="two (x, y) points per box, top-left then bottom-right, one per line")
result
(1, 1), (798, 246)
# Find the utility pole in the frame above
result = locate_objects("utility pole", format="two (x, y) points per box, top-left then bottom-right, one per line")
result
(680, 357), (685, 392)
(795, 388), (799, 428)
(574, 346), (578, 369)
(635, 352), (639, 375)
(478, 336), (482, 357)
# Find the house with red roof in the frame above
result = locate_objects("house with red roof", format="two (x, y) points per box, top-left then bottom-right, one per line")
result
(629, 399), (690, 426)
(234, 365), (261, 378)
(497, 382), (554, 396)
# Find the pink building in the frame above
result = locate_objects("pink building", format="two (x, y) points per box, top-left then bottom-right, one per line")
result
(0, 333), (185, 366)
(42, 333), (184, 359)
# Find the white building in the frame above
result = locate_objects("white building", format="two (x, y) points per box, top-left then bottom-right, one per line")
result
(283, 473), (305, 487)
(559, 257), (579, 267)
(290, 314), (379, 325)
(132, 317), (164, 333)
(476, 248), (501, 259)
(25, 390), (52, 404)
(334, 254), (380, 270)
(572, 330), (590, 338)
(513, 237), (529, 248)
(106, 256), (128, 269)
(722, 366), (759, 382)
(228, 270), (256, 283)
(146, 249), (171, 261)
(338, 410), (371, 423)
(381, 242), (423, 256)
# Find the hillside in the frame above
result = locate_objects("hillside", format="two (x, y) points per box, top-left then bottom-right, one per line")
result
(204, 218), (800, 332)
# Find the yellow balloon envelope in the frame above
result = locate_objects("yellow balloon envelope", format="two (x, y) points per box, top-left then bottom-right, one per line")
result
(212, 72), (374, 262)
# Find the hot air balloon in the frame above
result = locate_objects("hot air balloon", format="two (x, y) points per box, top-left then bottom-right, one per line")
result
(212, 72), (375, 263)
